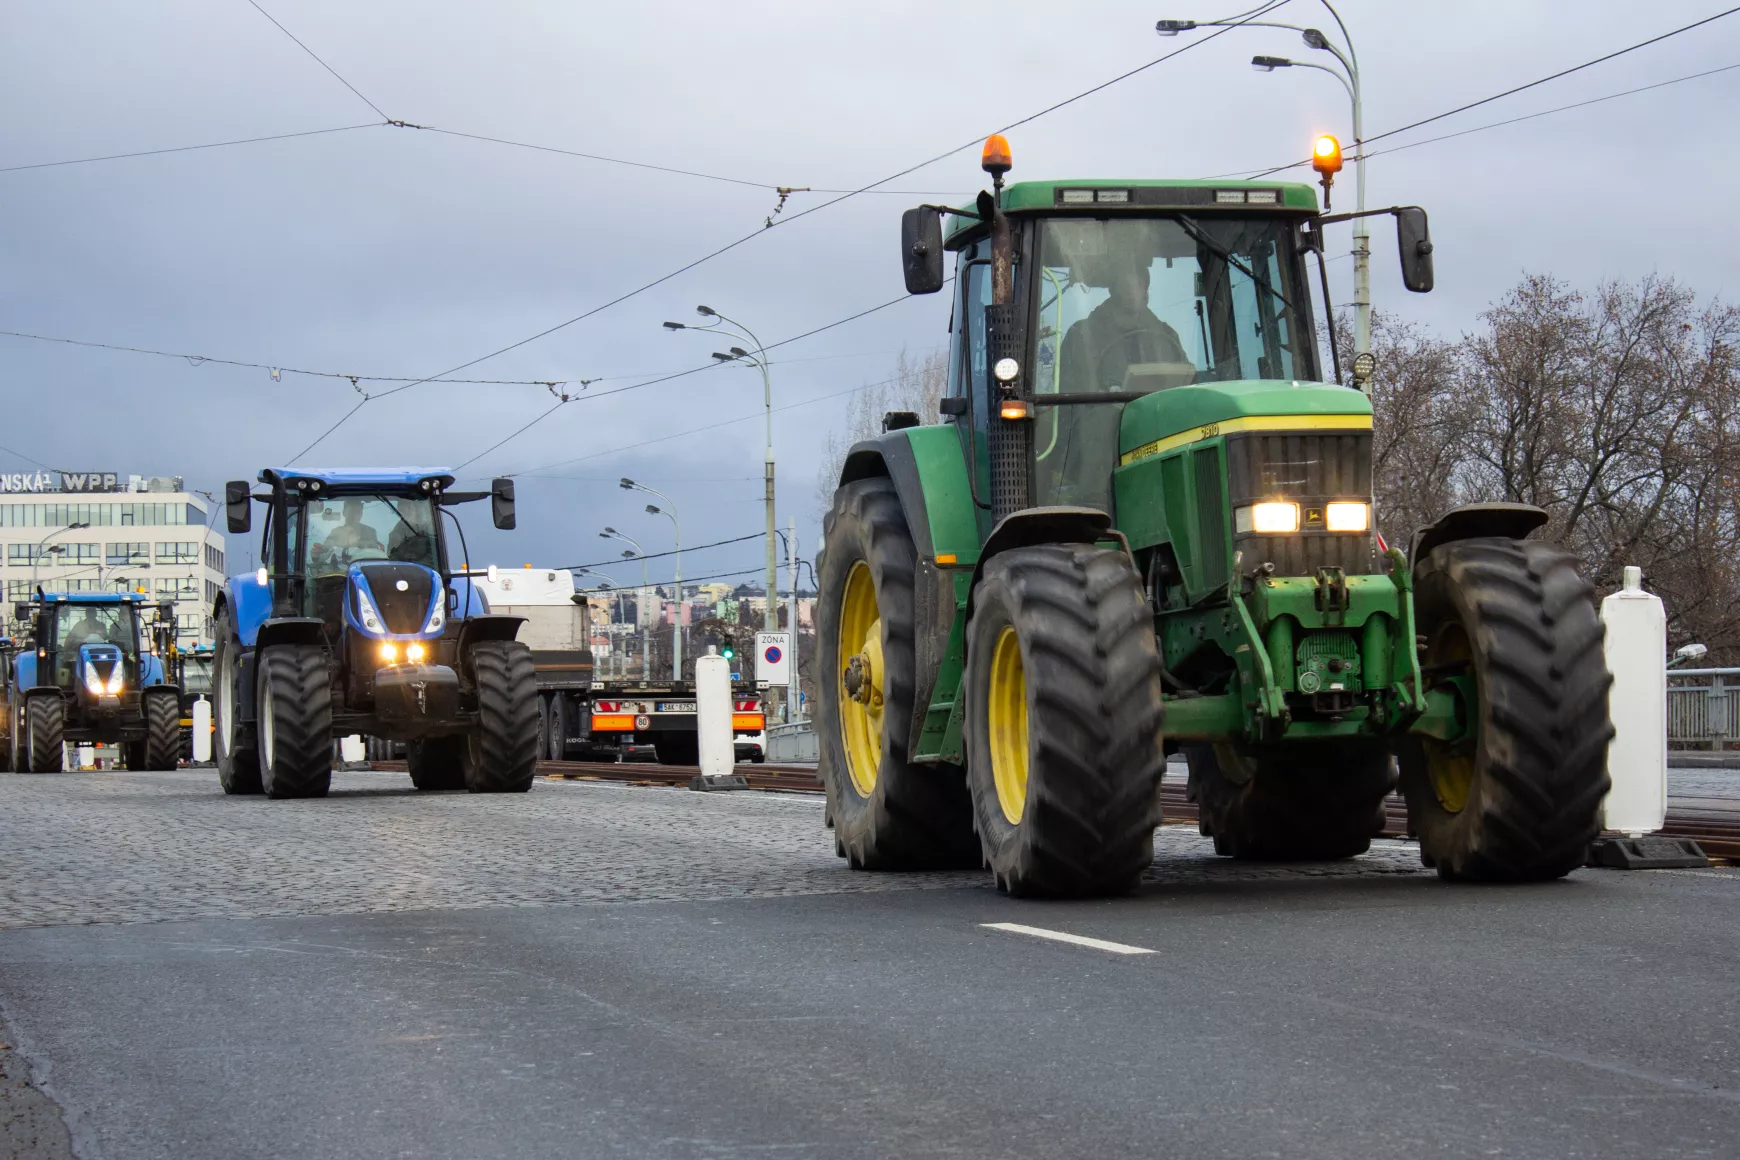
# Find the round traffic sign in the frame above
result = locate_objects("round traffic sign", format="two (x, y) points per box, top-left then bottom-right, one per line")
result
(764, 645), (782, 664)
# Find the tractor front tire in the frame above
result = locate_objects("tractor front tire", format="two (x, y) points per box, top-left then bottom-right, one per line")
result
(1187, 742), (1394, 860)
(463, 640), (538, 793)
(255, 644), (333, 799)
(964, 544), (1166, 897)
(1400, 537), (1613, 881)
(214, 609), (262, 795)
(816, 477), (977, 871)
(407, 736), (466, 790)
(26, 697), (65, 773)
(135, 689), (181, 771)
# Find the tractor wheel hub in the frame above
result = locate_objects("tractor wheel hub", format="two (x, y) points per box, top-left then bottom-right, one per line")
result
(843, 653), (876, 704)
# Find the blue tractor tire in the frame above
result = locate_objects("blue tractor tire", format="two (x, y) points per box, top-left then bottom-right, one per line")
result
(256, 644), (333, 799)
(213, 609), (262, 794)
(26, 696), (65, 773)
(463, 640), (538, 793)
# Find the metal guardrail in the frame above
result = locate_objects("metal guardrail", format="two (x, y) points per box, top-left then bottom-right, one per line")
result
(766, 721), (818, 762)
(1667, 667), (1740, 749)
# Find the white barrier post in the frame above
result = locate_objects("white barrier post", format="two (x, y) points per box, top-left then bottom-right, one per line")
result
(192, 697), (213, 763)
(691, 646), (747, 791)
(339, 734), (365, 766)
(1591, 565), (1706, 868)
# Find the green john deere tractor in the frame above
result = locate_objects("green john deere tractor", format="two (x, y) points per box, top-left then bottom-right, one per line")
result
(815, 137), (1613, 897)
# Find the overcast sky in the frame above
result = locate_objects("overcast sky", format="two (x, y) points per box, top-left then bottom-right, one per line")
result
(2, 0), (1736, 591)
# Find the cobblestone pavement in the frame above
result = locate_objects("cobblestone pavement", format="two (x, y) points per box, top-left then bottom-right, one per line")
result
(0, 769), (1449, 930)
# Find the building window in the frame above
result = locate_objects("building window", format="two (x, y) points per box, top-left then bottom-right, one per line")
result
(108, 542), (150, 567)
(157, 541), (198, 565)
(204, 578), (219, 603)
(176, 613), (201, 640)
(64, 543), (98, 565)
(156, 576), (199, 598)
(205, 544), (225, 572)
(7, 544), (37, 566)
(6, 580), (34, 599)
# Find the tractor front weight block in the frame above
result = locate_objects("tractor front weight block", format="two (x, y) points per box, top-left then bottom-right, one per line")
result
(373, 663), (461, 726)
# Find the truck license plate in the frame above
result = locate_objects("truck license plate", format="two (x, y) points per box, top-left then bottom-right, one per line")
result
(656, 702), (696, 713)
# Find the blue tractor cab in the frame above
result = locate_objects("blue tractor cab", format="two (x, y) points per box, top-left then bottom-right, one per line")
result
(213, 467), (539, 798)
(3, 590), (182, 772)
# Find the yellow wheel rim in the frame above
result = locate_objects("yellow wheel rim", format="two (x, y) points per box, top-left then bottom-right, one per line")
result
(1424, 622), (1475, 813)
(837, 561), (884, 798)
(987, 625), (1030, 825)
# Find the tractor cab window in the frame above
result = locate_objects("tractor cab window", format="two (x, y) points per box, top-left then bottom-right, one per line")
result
(1031, 215), (1312, 510)
(54, 604), (135, 653)
(181, 654), (213, 694)
(302, 494), (439, 578)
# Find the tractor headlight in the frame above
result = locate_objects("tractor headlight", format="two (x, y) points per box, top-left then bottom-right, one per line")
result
(378, 642), (398, 664)
(82, 667), (123, 696)
(406, 642), (427, 663)
(1237, 501), (1301, 534)
(355, 588), (386, 634)
(1325, 501), (1370, 532)
(424, 597), (444, 634)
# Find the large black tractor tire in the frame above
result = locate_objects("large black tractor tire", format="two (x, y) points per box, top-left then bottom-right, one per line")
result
(544, 695), (567, 762)
(1399, 537), (1613, 882)
(255, 644), (333, 799)
(463, 640), (538, 793)
(407, 736), (466, 790)
(964, 544), (1167, 898)
(1186, 742), (1394, 860)
(213, 609), (263, 795)
(816, 477), (978, 871)
(129, 689), (182, 772)
(26, 696), (65, 773)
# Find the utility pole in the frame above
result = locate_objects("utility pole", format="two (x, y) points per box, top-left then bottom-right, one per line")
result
(787, 518), (799, 723)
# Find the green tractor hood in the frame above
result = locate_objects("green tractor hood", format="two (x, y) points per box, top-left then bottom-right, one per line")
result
(1119, 380), (1372, 466)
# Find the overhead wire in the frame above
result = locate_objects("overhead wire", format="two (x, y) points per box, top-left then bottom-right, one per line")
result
(286, 0), (1295, 460)
(243, 0), (392, 121)
(560, 532), (765, 572)
(0, 123), (383, 174)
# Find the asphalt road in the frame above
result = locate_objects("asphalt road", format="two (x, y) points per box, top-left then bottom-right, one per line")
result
(1, 768), (1736, 1160)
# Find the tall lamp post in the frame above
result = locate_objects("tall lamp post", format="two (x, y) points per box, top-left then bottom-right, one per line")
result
(622, 478), (683, 680)
(30, 522), (91, 593)
(663, 307), (778, 634)
(572, 567), (617, 678)
(600, 528), (648, 680)
(1159, 5), (1370, 385)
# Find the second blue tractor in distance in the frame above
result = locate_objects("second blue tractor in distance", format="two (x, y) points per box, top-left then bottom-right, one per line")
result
(213, 468), (538, 798)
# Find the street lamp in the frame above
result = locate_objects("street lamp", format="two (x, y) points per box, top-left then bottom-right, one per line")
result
(601, 527), (649, 680)
(622, 477), (683, 680)
(31, 522), (91, 592)
(1158, 5), (1372, 385)
(665, 306), (778, 636)
(572, 566), (619, 678)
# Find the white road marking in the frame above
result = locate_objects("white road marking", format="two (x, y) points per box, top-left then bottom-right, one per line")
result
(980, 922), (1155, 956)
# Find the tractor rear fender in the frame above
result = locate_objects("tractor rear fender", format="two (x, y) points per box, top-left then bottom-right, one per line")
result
(1409, 502), (1549, 571)
(256, 618), (326, 651)
(839, 427), (981, 757)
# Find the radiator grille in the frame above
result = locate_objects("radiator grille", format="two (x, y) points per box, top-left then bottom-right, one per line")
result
(1225, 431), (1378, 575)
(358, 563), (436, 634)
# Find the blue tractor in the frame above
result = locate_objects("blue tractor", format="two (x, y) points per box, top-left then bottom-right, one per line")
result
(213, 468), (539, 798)
(3, 591), (183, 772)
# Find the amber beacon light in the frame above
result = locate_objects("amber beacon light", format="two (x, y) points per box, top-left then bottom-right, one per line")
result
(1312, 135), (1342, 176)
(981, 134), (1012, 178)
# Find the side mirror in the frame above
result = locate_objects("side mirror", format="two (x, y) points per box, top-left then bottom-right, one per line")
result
(939, 396), (969, 418)
(900, 207), (946, 295)
(491, 477), (516, 530)
(12, 603), (28, 623)
(225, 480), (252, 534)
(882, 411), (920, 432)
(158, 601), (175, 623)
(1396, 207), (1434, 293)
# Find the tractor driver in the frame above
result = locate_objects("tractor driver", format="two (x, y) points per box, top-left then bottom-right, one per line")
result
(63, 608), (114, 648)
(1057, 254), (1192, 395)
(314, 499), (384, 564)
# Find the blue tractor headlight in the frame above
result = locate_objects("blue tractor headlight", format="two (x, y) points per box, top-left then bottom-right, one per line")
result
(355, 587), (386, 635)
(424, 597), (444, 635)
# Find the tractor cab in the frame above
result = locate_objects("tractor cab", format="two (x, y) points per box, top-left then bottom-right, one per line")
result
(18, 593), (169, 703)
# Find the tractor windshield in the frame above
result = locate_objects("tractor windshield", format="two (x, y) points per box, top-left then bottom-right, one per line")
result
(1029, 215), (1313, 511)
(181, 654), (213, 694)
(54, 604), (137, 653)
(300, 494), (440, 578)
(1034, 215), (1310, 394)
